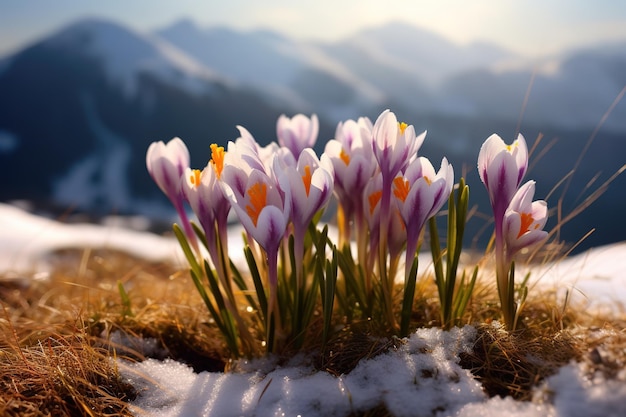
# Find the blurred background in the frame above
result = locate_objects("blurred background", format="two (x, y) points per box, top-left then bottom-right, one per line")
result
(0, 0), (625, 252)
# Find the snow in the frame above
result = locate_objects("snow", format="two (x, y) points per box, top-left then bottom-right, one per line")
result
(0, 203), (185, 274)
(155, 21), (384, 116)
(525, 243), (626, 315)
(0, 129), (18, 153)
(1, 202), (625, 416)
(46, 18), (223, 98)
(123, 327), (484, 417)
(53, 93), (133, 211)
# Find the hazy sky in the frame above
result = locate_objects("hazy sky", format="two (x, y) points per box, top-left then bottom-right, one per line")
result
(1, 0), (626, 56)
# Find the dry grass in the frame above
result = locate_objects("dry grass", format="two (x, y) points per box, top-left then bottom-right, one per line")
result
(0, 248), (227, 416)
(1, 244), (625, 416)
(0, 326), (136, 417)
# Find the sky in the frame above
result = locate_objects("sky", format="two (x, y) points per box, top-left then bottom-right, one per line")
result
(1, 0), (626, 57)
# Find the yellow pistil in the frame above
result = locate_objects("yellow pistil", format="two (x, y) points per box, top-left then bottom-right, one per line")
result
(368, 190), (382, 215)
(210, 144), (225, 178)
(339, 149), (350, 165)
(506, 141), (518, 152)
(393, 177), (410, 202)
(302, 165), (312, 196)
(398, 122), (408, 135)
(518, 212), (534, 238)
(424, 176), (432, 186)
(246, 182), (267, 227)
(190, 169), (202, 187)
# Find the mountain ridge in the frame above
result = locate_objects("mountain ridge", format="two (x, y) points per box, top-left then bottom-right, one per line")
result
(0, 16), (624, 251)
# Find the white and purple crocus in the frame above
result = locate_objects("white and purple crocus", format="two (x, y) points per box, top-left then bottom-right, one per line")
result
(146, 137), (197, 251)
(478, 133), (548, 329)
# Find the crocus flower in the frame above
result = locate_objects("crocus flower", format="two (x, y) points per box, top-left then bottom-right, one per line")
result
(372, 109), (425, 181)
(285, 149), (334, 231)
(182, 145), (256, 349)
(276, 113), (319, 159)
(146, 137), (196, 249)
(324, 118), (376, 219)
(477, 133), (531, 330)
(394, 157), (454, 278)
(182, 144), (231, 266)
(221, 159), (292, 340)
(325, 118), (375, 198)
(371, 110), (426, 326)
(477, 133), (528, 222)
(278, 148), (334, 284)
(182, 166), (217, 241)
(222, 167), (290, 256)
(371, 110), (426, 243)
(323, 117), (376, 270)
(503, 180), (548, 257)
(146, 137), (189, 200)
(221, 132), (268, 204)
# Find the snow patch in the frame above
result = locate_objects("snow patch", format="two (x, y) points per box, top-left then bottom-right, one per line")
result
(46, 18), (222, 98)
(0, 56), (12, 77)
(522, 242), (626, 315)
(121, 326), (485, 417)
(0, 203), (186, 275)
(1, 203), (625, 416)
(0, 129), (19, 153)
(53, 93), (132, 211)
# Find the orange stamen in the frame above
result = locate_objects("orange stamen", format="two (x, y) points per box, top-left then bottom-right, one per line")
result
(190, 169), (201, 187)
(393, 177), (410, 202)
(210, 144), (225, 178)
(245, 182), (267, 227)
(339, 149), (350, 165)
(518, 212), (534, 238)
(368, 190), (382, 215)
(398, 122), (408, 135)
(302, 165), (312, 196)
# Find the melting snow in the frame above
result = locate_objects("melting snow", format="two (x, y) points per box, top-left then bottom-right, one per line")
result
(1, 202), (625, 416)
(0, 129), (18, 153)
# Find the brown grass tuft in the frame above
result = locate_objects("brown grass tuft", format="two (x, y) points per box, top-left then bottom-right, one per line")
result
(0, 324), (136, 417)
(1, 242), (625, 414)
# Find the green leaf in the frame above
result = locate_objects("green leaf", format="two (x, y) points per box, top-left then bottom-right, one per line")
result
(245, 246), (268, 321)
(400, 256), (419, 337)
(117, 280), (133, 318)
(173, 224), (202, 278)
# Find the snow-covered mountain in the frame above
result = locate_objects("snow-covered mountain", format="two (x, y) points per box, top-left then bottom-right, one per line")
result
(439, 42), (626, 130)
(155, 19), (385, 119)
(0, 17), (624, 251)
(45, 18), (228, 98)
(322, 21), (517, 86)
(0, 18), (291, 217)
(155, 18), (626, 131)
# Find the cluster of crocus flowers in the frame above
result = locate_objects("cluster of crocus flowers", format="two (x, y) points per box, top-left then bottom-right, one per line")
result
(147, 113), (337, 354)
(325, 109), (453, 331)
(478, 134), (548, 330)
(148, 109), (552, 356)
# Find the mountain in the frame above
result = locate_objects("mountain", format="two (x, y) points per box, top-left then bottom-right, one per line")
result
(324, 21), (517, 86)
(438, 42), (626, 131)
(0, 17), (624, 251)
(154, 20), (521, 120)
(156, 19), (384, 120)
(0, 18), (295, 217)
